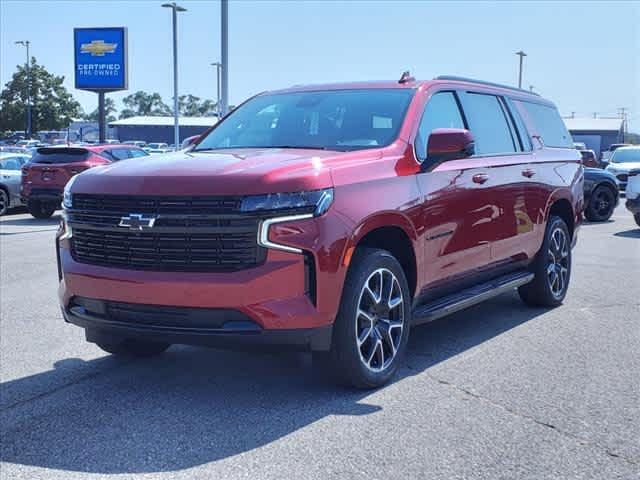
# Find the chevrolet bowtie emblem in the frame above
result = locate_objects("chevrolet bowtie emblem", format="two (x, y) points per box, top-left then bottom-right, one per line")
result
(80, 40), (118, 56)
(118, 214), (156, 231)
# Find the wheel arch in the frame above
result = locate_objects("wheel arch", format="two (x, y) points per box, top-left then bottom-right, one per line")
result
(345, 213), (419, 299)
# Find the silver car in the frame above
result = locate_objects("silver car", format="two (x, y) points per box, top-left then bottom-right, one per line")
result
(0, 153), (31, 216)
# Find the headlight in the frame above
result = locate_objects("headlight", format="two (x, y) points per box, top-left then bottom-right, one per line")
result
(62, 175), (79, 209)
(241, 188), (334, 217)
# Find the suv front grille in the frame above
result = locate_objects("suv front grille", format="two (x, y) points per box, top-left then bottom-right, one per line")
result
(67, 194), (265, 272)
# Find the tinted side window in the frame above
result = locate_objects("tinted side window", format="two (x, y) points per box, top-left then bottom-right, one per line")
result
(460, 93), (516, 155)
(129, 149), (149, 158)
(1, 158), (21, 170)
(108, 148), (130, 161)
(516, 101), (572, 148)
(504, 97), (532, 151)
(415, 91), (465, 162)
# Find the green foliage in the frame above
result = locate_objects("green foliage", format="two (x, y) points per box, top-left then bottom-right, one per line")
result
(178, 94), (218, 116)
(84, 97), (117, 123)
(119, 91), (171, 119)
(0, 57), (82, 132)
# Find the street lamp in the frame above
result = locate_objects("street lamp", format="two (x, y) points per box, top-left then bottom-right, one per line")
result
(515, 50), (527, 89)
(162, 2), (187, 151)
(14, 40), (31, 137)
(211, 62), (222, 119)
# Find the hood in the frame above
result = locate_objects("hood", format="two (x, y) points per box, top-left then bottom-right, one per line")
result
(72, 148), (343, 196)
(607, 161), (640, 172)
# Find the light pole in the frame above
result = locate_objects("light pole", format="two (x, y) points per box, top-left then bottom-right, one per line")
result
(515, 50), (527, 89)
(162, 2), (187, 151)
(15, 40), (31, 137)
(211, 62), (222, 119)
(220, 0), (229, 116)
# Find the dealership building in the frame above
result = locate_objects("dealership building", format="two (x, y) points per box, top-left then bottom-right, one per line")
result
(108, 116), (218, 144)
(563, 117), (624, 154)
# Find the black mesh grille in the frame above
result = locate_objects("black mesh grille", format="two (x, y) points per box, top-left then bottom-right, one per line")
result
(68, 194), (265, 272)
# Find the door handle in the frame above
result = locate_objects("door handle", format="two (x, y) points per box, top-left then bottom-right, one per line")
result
(522, 169), (535, 178)
(472, 173), (489, 184)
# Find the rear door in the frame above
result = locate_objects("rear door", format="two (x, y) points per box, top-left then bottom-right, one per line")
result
(457, 90), (532, 268)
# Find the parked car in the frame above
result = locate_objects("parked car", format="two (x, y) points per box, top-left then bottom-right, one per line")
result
(579, 149), (600, 168)
(624, 168), (640, 227)
(22, 144), (149, 218)
(123, 140), (147, 148)
(601, 143), (631, 164)
(0, 152), (31, 215)
(583, 168), (619, 222)
(573, 142), (587, 150)
(58, 75), (583, 388)
(604, 145), (640, 191)
(144, 142), (171, 154)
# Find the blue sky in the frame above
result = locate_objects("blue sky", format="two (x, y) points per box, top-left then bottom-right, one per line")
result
(1, 0), (638, 130)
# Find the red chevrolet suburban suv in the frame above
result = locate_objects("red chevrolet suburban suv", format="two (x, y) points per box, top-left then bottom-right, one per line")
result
(57, 76), (583, 388)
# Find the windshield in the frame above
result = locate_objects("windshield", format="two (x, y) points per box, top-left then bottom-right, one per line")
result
(194, 89), (415, 152)
(610, 148), (640, 163)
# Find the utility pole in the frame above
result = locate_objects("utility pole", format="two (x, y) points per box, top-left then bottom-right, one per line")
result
(15, 40), (31, 137)
(618, 107), (628, 143)
(162, 2), (187, 150)
(211, 62), (222, 119)
(529, 85), (535, 92)
(220, 0), (229, 116)
(515, 50), (527, 89)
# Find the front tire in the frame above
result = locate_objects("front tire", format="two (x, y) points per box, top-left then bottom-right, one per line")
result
(27, 199), (56, 219)
(315, 247), (411, 389)
(585, 185), (616, 222)
(96, 339), (170, 357)
(519, 215), (572, 307)
(0, 189), (8, 216)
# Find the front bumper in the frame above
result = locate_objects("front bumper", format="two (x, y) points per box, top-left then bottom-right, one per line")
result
(57, 210), (352, 350)
(626, 197), (640, 214)
(63, 298), (332, 351)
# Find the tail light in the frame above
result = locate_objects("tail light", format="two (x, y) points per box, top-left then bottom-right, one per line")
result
(21, 166), (29, 177)
(69, 166), (88, 175)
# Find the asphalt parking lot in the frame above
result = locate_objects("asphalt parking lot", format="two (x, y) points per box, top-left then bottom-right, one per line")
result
(1, 206), (639, 480)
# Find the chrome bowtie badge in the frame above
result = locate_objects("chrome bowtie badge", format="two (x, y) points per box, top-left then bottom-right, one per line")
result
(118, 213), (156, 231)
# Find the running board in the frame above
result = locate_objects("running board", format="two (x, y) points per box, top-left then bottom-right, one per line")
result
(412, 271), (534, 325)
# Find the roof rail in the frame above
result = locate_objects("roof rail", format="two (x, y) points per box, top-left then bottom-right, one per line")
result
(433, 75), (540, 96)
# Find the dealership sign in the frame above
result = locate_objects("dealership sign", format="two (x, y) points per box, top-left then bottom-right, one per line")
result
(74, 27), (128, 91)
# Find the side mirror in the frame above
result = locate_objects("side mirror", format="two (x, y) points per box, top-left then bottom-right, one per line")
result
(422, 128), (475, 172)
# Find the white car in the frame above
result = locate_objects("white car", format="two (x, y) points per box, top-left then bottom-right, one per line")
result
(0, 152), (31, 215)
(605, 146), (640, 191)
(624, 165), (640, 227)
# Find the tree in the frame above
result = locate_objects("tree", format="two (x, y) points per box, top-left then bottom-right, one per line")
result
(84, 97), (117, 123)
(0, 57), (82, 133)
(119, 91), (170, 119)
(178, 95), (218, 116)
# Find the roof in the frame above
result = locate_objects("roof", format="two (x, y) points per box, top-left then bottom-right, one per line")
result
(268, 77), (545, 103)
(109, 116), (218, 127)
(563, 117), (623, 132)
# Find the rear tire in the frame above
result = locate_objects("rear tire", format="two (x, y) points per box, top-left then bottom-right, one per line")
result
(27, 199), (56, 219)
(96, 339), (170, 357)
(519, 215), (572, 307)
(314, 247), (411, 389)
(0, 189), (8, 216)
(585, 185), (616, 222)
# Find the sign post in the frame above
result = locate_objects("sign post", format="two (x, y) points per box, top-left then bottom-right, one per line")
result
(74, 27), (128, 143)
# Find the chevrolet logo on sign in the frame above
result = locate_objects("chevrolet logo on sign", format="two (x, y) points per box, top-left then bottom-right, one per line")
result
(118, 214), (156, 231)
(80, 40), (118, 56)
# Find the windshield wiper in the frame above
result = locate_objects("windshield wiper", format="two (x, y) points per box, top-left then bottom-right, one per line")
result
(193, 145), (336, 152)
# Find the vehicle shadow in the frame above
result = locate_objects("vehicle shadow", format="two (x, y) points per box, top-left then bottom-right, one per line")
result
(614, 229), (640, 238)
(1, 292), (546, 474)
(0, 214), (61, 227)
